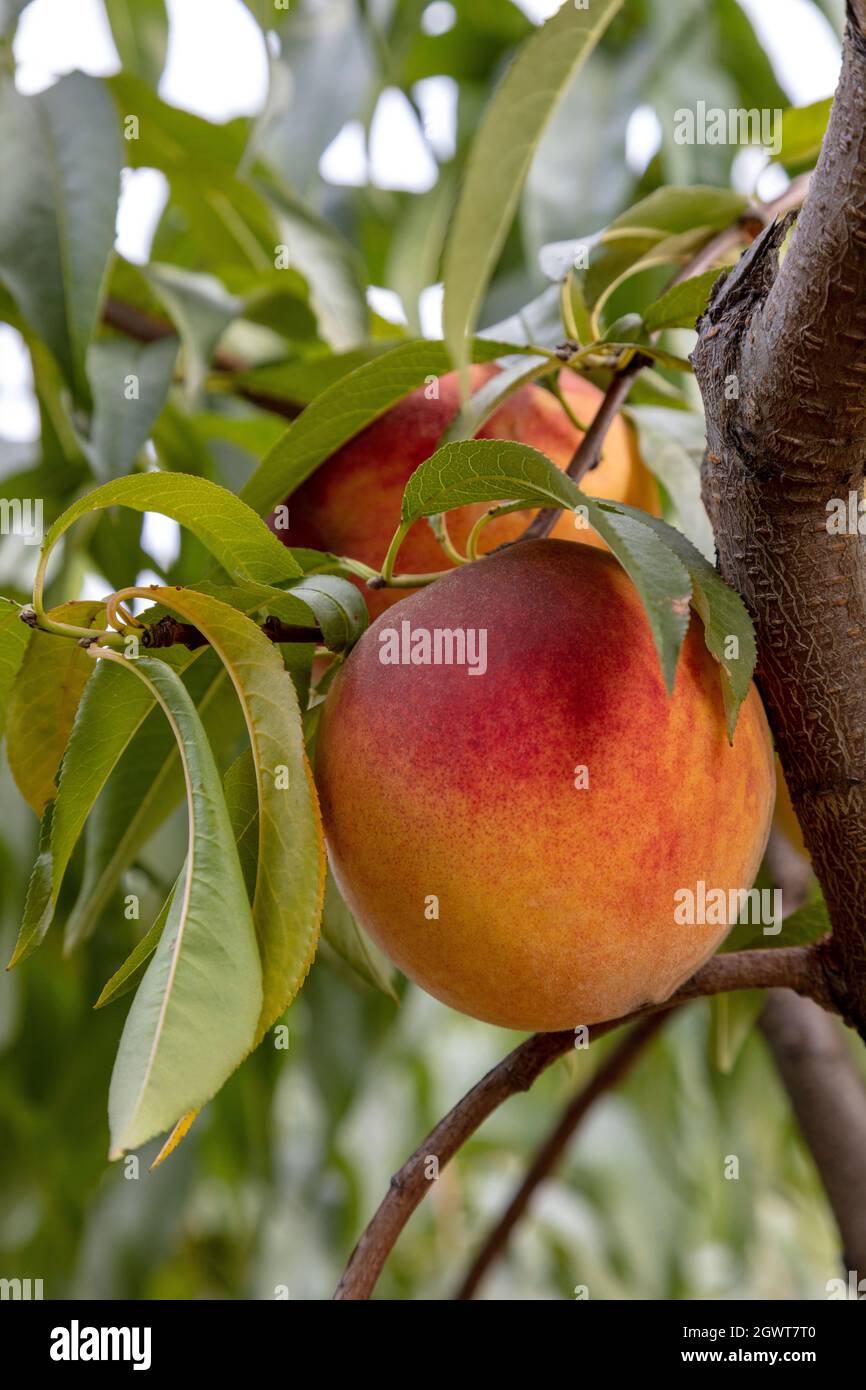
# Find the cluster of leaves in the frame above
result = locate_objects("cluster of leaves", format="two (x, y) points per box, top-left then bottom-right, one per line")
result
(0, 0), (836, 1171)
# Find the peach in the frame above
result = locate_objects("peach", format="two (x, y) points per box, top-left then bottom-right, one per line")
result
(273, 366), (659, 619)
(316, 541), (775, 1031)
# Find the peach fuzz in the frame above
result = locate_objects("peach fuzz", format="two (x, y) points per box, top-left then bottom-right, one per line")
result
(271, 365), (659, 619)
(315, 540), (776, 1031)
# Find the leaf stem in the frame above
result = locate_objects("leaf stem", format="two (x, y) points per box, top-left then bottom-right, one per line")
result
(466, 502), (530, 561)
(378, 520), (412, 585)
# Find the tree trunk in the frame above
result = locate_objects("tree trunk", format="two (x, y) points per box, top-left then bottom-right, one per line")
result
(693, 4), (866, 1035)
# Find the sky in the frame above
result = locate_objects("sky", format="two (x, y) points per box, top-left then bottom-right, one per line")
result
(0, 0), (845, 460)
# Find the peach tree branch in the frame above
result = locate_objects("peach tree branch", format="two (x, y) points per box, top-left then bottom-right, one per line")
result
(333, 944), (834, 1300)
(454, 1009), (671, 1300)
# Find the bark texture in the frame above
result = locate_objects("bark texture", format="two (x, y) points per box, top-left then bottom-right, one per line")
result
(693, 6), (866, 1033)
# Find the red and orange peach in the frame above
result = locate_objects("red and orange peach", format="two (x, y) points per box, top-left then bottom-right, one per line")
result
(273, 366), (659, 619)
(316, 541), (775, 1030)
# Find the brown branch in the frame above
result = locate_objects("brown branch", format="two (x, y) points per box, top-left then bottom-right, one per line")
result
(519, 361), (644, 541)
(693, 9), (866, 1035)
(454, 1009), (671, 1300)
(333, 944), (835, 1300)
(141, 613), (322, 649)
(761, 990), (866, 1282)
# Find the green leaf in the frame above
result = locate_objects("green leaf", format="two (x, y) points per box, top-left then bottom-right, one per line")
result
(722, 894), (830, 956)
(87, 336), (178, 479)
(400, 439), (692, 693)
(585, 186), (747, 307)
(14, 645), (193, 961)
(578, 505), (691, 694)
(62, 652), (242, 953)
(142, 265), (240, 400)
(107, 73), (249, 172)
(189, 410), (287, 460)
(626, 406), (714, 559)
(438, 356), (552, 446)
(6, 602), (105, 817)
(401, 438), (582, 521)
(94, 887), (175, 1009)
(191, 575), (369, 654)
(772, 899), (831, 948)
(603, 342), (694, 374)
(0, 74), (122, 399)
(134, 586), (324, 1041)
(442, 0), (624, 385)
(642, 269), (722, 333)
(230, 345), (399, 409)
(224, 747), (261, 897)
(222, 751), (396, 1002)
(104, 0), (168, 86)
(262, 177), (369, 352)
(274, 576), (368, 653)
(598, 502), (757, 737)
(17, 801), (55, 968)
(105, 652), (262, 1155)
(710, 991), (765, 1074)
(0, 598), (30, 739)
(772, 99), (832, 168)
(254, 1), (371, 193)
(240, 337), (530, 518)
(19, 575), (328, 965)
(713, 0), (790, 113)
(41, 472), (302, 586)
(321, 867), (398, 1001)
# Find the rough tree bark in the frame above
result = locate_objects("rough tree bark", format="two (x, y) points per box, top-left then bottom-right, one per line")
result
(693, 1), (866, 1035)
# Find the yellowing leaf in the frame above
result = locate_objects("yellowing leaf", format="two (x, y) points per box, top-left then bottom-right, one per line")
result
(123, 587), (325, 1040)
(7, 601), (105, 815)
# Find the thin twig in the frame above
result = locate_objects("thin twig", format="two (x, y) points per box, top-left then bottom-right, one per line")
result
(455, 1009), (671, 1300)
(519, 361), (644, 542)
(333, 944), (835, 1300)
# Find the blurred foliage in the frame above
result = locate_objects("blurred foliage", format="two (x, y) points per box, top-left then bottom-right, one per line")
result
(0, 0), (854, 1300)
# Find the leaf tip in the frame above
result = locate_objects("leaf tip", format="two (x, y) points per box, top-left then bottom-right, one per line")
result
(150, 1109), (199, 1170)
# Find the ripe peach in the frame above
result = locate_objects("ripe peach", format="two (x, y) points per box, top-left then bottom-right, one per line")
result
(273, 366), (659, 619)
(316, 541), (775, 1031)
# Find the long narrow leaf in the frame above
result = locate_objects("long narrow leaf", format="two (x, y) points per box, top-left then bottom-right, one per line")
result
(103, 651), (262, 1155)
